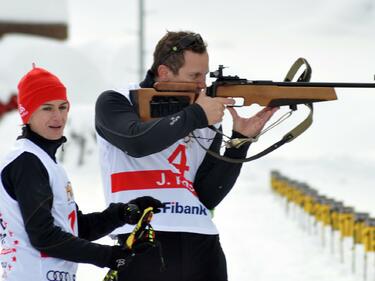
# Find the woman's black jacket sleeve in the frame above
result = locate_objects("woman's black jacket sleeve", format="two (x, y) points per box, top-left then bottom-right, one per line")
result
(1, 153), (125, 268)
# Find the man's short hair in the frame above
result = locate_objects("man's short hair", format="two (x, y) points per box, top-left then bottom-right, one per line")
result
(151, 31), (207, 75)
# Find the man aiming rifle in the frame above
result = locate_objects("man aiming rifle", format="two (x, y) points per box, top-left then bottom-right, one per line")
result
(95, 30), (277, 281)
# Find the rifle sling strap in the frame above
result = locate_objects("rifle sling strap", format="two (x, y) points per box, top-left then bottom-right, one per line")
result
(284, 57), (312, 82)
(193, 103), (313, 164)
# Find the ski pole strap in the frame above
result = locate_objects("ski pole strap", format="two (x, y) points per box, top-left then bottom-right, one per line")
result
(126, 207), (154, 249)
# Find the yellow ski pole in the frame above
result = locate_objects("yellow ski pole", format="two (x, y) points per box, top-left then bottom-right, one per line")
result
(103, 207), (155, 281)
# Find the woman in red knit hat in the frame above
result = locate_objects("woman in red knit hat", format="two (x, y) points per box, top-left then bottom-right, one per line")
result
(0, 65), (163, 280)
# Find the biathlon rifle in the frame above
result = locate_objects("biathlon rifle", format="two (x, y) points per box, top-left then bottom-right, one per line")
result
(129, 58), (375, 163)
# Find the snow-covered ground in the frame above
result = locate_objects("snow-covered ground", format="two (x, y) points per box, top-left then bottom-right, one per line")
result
(1, 0), (375, 280)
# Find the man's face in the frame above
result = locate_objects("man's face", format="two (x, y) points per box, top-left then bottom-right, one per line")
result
(166, 50), (209, 89)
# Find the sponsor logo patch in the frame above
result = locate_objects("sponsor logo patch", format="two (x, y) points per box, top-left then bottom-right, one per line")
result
(162, 202), (208, 216)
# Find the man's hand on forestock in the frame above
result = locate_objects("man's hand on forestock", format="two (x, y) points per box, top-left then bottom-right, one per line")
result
(227, 106), (279, 137)
(196, 90), (235, 125)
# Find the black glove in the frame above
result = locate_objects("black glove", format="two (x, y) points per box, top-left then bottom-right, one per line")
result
(109, 239), (156, 271)
(108, 245), (134, 271)
(104, 203), (140, 226)
(123, 203), (141, 225)
(128, 196), (163, 214)
(114, 214), (166, 273)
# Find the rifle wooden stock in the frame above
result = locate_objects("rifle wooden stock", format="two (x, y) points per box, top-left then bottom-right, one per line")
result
(214, 84), (337, 106)
(154, 82), (199, 92)
(132, 81), (338, 121)
(131, 87), (197, 122)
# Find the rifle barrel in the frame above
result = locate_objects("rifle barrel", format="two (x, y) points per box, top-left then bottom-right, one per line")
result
(248, 81), (375, 88)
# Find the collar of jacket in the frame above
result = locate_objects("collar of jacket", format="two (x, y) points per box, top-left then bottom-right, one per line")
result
(17, 125), (67, 162)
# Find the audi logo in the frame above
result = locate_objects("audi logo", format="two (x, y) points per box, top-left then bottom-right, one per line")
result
(46, 270), (75, 281)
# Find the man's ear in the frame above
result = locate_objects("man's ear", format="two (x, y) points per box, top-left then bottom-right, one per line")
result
(157, 64), (172, 81)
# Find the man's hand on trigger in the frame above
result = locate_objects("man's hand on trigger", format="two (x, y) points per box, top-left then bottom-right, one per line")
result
(195, 89), (235, 125)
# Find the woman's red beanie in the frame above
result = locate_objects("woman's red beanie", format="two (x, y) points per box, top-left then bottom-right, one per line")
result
(17, 64), (67, 124)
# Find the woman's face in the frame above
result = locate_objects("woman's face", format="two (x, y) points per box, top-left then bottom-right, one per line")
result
(28, 100), (69, 140)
